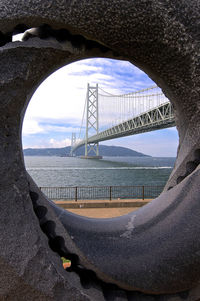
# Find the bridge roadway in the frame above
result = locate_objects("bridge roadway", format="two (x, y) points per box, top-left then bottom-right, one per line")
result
(73, 101), (175, 151)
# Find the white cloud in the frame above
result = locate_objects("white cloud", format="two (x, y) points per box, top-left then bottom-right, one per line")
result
(22, 119), (44, 135)
(23, 65), (114, 125)
(66, 63), (102, 74)
(80, 58), (114, 66)
(24, 138), (71, 149)
(49, 138), (71, 148)
(44, 125), (79, 133)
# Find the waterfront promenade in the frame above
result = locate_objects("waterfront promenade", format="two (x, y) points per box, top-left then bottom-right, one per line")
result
(54, 198), (152, 218)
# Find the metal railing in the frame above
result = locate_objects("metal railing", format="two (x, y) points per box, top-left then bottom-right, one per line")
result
(40, 185), (164, 201)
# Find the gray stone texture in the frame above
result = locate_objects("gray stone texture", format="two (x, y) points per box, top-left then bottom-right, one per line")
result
(0, 0), (200, 300)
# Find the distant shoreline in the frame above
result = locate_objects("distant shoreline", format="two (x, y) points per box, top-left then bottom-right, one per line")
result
(23, 155), (176, 158)
(23, 144), (151, 157)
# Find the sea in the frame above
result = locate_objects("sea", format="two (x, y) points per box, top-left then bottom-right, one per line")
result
(24, 156), (175, 188)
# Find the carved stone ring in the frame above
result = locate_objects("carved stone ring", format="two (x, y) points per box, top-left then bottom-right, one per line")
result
(0, 1), (200, 300)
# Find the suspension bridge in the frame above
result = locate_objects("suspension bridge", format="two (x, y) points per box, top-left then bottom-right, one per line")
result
(71, 84), (175, 158)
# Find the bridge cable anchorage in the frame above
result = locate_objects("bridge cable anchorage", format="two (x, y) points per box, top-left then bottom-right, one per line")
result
(72, 85), (175, 156)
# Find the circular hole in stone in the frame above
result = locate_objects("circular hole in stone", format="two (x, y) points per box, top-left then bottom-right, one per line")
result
(22, 58), (178, 218)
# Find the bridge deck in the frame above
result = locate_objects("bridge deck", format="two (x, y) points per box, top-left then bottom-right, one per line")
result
(73, 101), (175, 151)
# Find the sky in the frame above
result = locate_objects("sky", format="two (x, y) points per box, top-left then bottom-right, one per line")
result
(22, 58), (179, 157)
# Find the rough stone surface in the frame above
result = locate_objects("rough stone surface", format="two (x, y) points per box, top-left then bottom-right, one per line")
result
(0, 0), (200, 300)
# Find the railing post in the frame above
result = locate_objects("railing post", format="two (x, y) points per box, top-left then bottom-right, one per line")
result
(142, 186), (145, 200)
(109, 186), (112, 201)
(75, 187), (78, 202)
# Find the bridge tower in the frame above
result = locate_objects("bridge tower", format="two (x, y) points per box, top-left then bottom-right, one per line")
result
(70, 132), (76, 156)
(83, 83), (102, 159)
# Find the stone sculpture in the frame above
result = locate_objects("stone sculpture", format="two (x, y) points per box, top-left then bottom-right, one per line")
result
(0, 0), (200, 300)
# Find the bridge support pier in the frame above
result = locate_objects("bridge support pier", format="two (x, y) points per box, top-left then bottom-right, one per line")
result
(82, 142), (102, 159)
(80, 155), (102, 159)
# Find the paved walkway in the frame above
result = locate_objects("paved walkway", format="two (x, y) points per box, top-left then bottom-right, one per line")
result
(54, 199), (152, 218)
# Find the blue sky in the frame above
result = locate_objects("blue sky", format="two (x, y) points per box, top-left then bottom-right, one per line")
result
(22, 58), (178, 157)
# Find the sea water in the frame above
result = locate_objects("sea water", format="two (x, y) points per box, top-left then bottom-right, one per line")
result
(24, 156), (175, 187)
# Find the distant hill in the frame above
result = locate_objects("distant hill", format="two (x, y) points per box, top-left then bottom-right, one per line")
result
(23, 145), (150, 157)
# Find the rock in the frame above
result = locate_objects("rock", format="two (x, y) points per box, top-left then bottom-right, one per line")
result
(0, 1), (200, 300)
